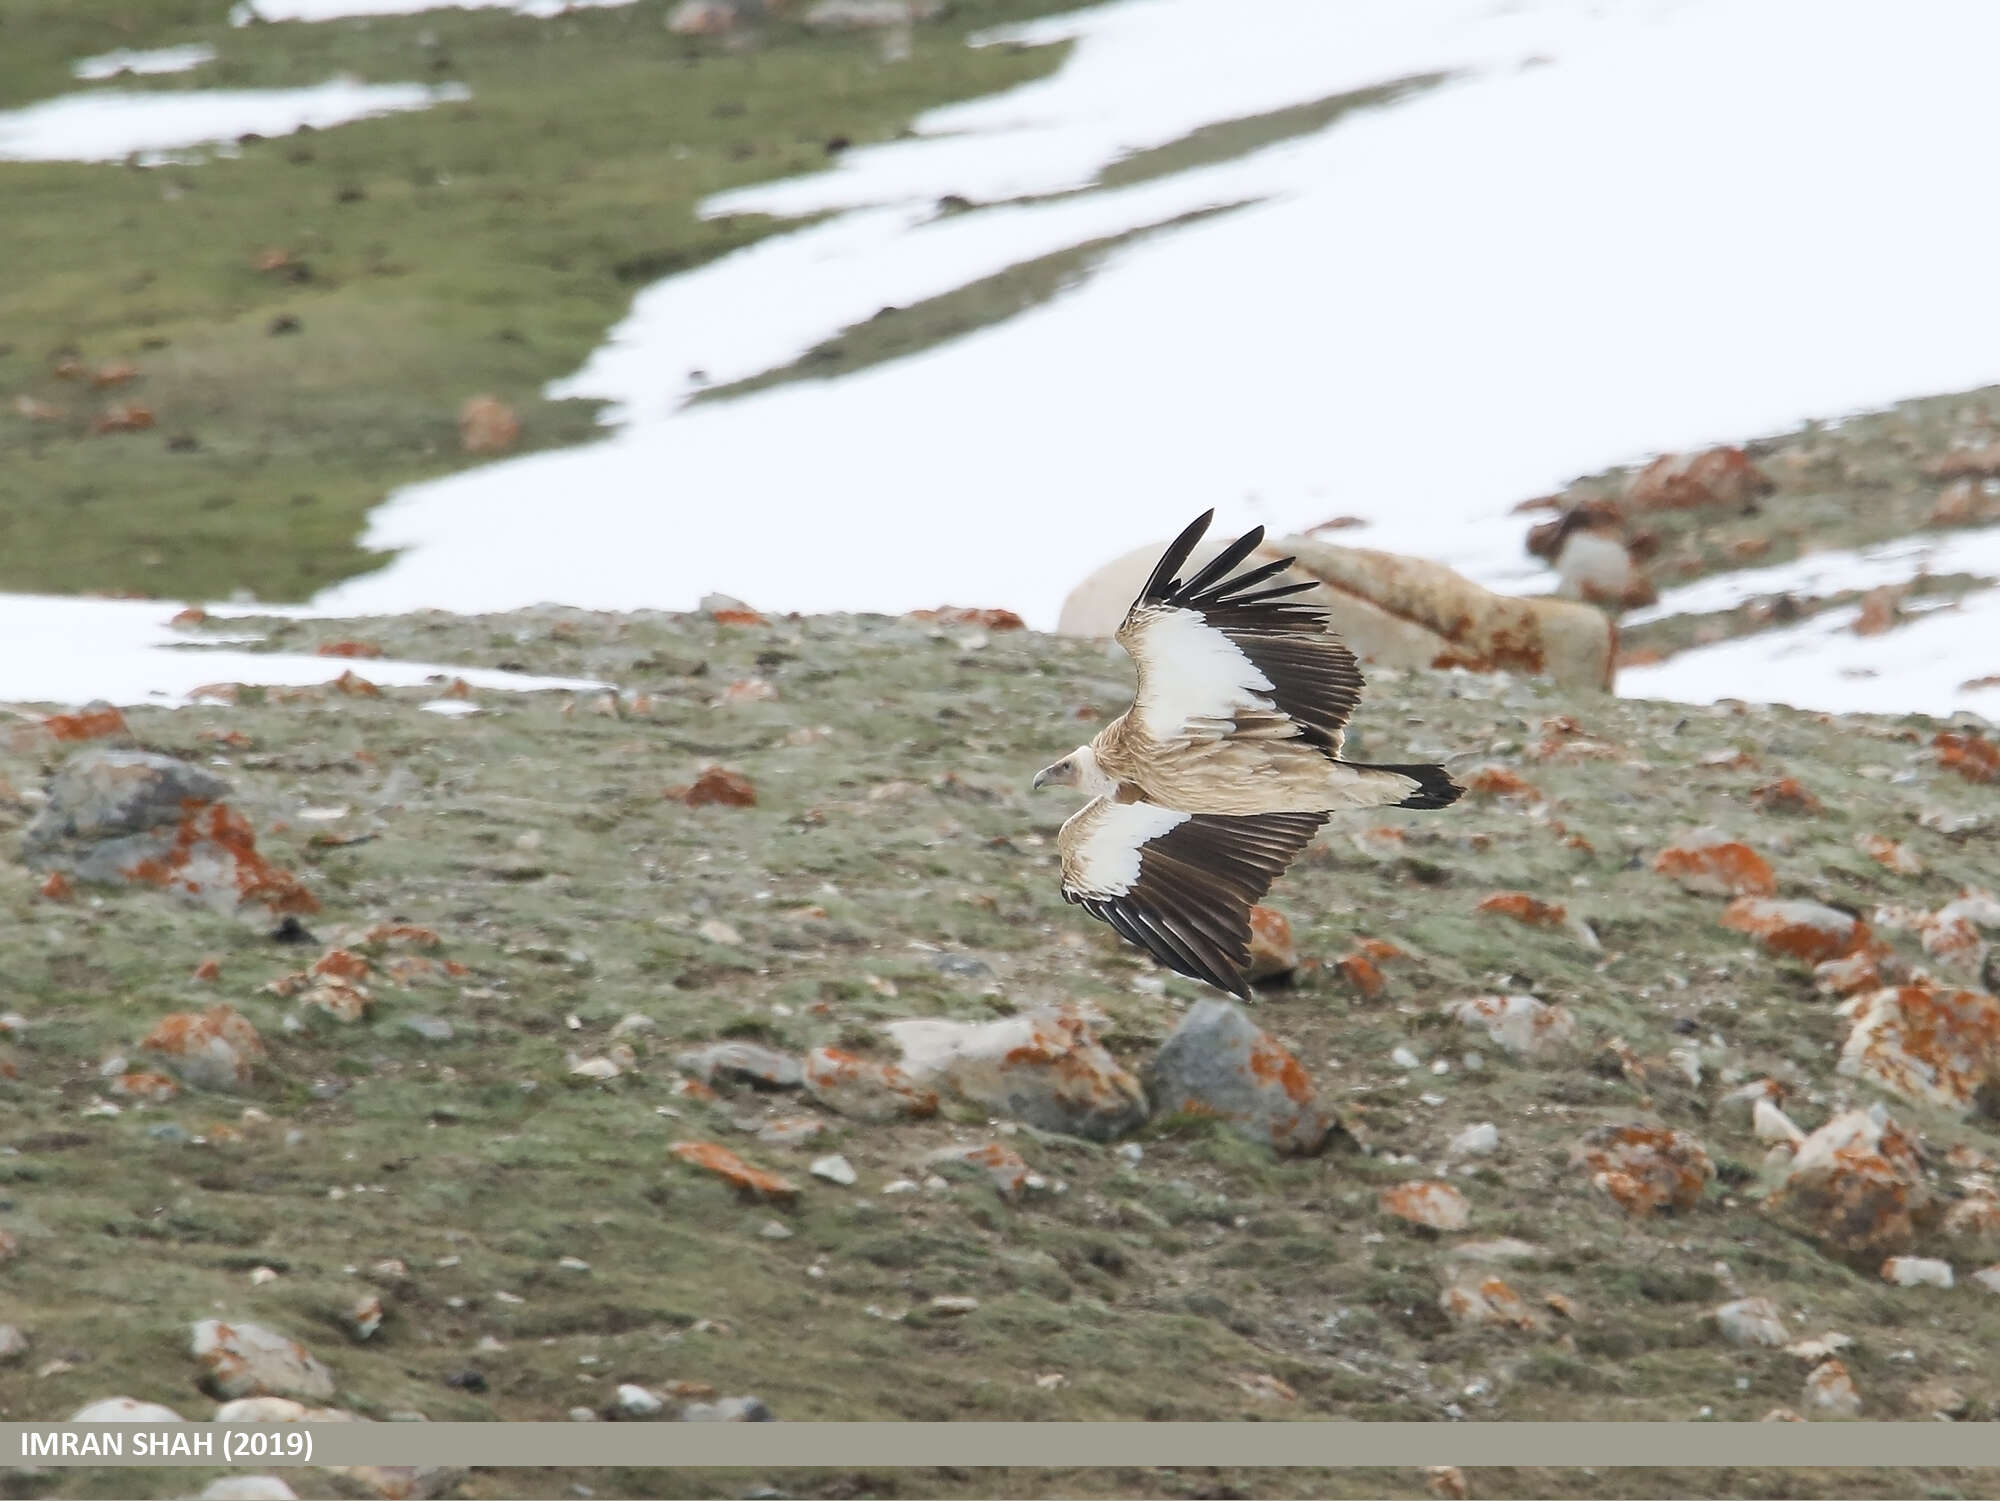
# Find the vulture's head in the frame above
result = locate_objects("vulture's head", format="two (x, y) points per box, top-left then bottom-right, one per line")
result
(1032, 744), (1116, 797)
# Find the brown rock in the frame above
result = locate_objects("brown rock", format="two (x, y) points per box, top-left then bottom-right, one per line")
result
(1856, 833), (1924, 877)
(1440, 1275), (1543, 1331)
(907, 606), (1026, 630)
(1751, 776), (1824, 814)
(1721, 897), (1868, 965)
(1476, 890), (1567, 927)
(1572, 1124), (1713, 1216)
(1627, 446), (1773, 512)
(681, 766), (757, 807)
(1243, 904), (1296, 982)
(1853, 586), (1901, 637)
(669, 1141), (799, 1201)
(458, 395), (520, 455)
(1380, 1180), (1469, 1232)
(1935, 730), (2000, 784)
(1653, 832), (1776, 897)
(1766, 1108), (1934, 1265)
(142, 1005), (267, 1093)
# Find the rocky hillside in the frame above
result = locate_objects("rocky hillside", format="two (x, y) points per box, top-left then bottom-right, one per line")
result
(2, 604), (1999, 1501)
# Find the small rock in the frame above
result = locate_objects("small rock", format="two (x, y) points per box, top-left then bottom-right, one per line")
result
(142, 1005), (266, 1094)
(1440, 1275), (1543, 1330)
(0, 1325), (28, 1364)
(1553, 530), (1655, 610)
(1243, 904), (1297, 982)
(615, 1384), (664, 1419)
(1447, 1123), (1499, 1158)
(1857, 833), (1925, 877)
(68, 1396), (187, 1421)
(189, 1319), (335, 1401)
(1721, 897), (1868, 965)
(756, 1115), (825, 1147)
(1752, 1099), (1806, 1146)
(458, 395), (519, 455)
(680, 1395), (773, 1422)
(1572, 1124), (1714, 1216)
(1380, 1180), (1470, 1231)
(1447, 1238), (1545, 1264)
(1714, 1297), (1789, 1348)
(1906, 1379), (1969, 1419)
(200, 1479), (298, 1501)
(569, 1055), (624, 1082)
(927, 1295), (979, 1316)
(926, 1141), (1038, 1199)
(346, 1295), (384, 1340)
(669, 1140), (798, 1201)
(1880, 1255), (1953, 1289)
(888, 1009), (1147, 1141)
(1425, 1466), (1470, 1501)
(1443, 994), (1577, 1058)
(1626, 446), (1773, 512)
(1804, 1358), (1862, 1417)
(680, 766), (756, 808)
(666, 0), (739, 34)
(758, 1221), (794, 1240)
(809, 1154), (856, 1186)
(1652, 831), (1776, 898)
(802, 0), (940, 27)
(213, 1396), (355, 1422)
(676, 1041), (803, 1090)
(1145, 1000), (1332, 1154)
(1970, 1265), (2000, 1295)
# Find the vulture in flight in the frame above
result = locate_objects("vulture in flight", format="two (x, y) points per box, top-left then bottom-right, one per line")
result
(1033, 510), (1463, 999)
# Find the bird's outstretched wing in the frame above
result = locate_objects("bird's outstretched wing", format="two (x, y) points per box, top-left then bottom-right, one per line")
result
(1057, 793), (1328, 999)
(1116, 509), (1364, 758)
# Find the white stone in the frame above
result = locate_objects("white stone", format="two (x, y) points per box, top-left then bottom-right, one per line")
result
(810, 1154), (857, 1186)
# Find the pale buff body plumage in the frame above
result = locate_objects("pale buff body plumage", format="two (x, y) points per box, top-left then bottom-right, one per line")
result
(1030, 510), (1463, 999)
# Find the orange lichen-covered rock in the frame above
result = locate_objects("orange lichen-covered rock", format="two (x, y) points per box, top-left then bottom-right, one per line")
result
(1766, 1108), (1935, 1265)
(109, 1071), (180, 1103)
(1336, 952), (1385, 999)
(458, 395), (520, 455)
(801, 1046), (938, 1122)
(39, 871), (74, 903)
(41, 706), (129, 742)
(1145, 999), (1331, 1154)
(927, 1141), (1037, 1199)
(1626, 446), (1774, 512)
(679, 766), (757, 808)
(190, 1319), (335, 1402)
(1721, 897), (1868, 965)
(1464, 765), (1542, 801)
(1380, 1180), (1470, 1232)
(1244, 904), (1297, 982)
(1653, 832), (1776, 897)
(1838, 983), (2000, 1116)
(1477, 890), (1568, 927)
(1857, 833), (1924, 877)
(1573, 1124), (1714, 1217)
(908, 606), (1027, 631)
(1440, 1275), (1543, 1331)
(142, 1005), (267, 1093)
(888, 1009), (1148, 1141)
(1751, 776), (1824, 815)
(669, 1141), (799, 1202)
(1935, 730), (2000, 784)
(316, 640), (384, 660)
(1445, 993), (1578, 1058)
(312, 948), (371, 982)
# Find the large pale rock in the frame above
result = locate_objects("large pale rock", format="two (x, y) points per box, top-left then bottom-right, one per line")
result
(1144, 1000), (1334, 1154)
(886, 1010), (1147, 1140)
(1838, 983), (2000, 1116)
(1056, 533), (1614, 690)
(1766, 1108), (1935, 1265)
(143, 1005), (266, 1094)
(801, 1046), (938, 1121)
(190, 1320), (334, 1402)
(21, 749), (315, 916)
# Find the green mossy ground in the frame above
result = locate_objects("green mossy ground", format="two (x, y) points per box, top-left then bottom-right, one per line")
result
(1, 607), (1996, 1499)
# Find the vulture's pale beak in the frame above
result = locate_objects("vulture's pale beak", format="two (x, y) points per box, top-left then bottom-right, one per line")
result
(1031, 762), (1063, 792)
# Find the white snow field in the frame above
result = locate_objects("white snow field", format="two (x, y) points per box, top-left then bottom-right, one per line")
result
(0, 78), (469, 164)
(7, 0), (2000, 715)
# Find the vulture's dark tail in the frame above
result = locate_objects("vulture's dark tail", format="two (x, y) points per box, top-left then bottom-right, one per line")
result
(1342, 760), (1464, 810)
